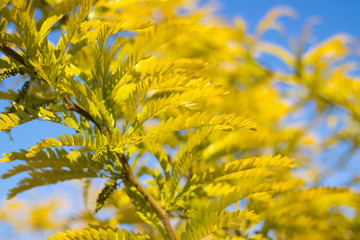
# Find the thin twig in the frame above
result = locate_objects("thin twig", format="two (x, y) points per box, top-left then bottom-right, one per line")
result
(0, 42), (27, 66)
(0, 42), (176, 240)
(117, 153), (176, 240)
(63, 95), (102, 130)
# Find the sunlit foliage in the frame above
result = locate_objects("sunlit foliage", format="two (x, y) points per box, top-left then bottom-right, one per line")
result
(1, 0), (360, 239)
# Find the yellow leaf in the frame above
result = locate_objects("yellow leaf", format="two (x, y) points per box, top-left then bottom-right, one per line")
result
(37, 15), (63, 41)
(256, 7), (296, 36)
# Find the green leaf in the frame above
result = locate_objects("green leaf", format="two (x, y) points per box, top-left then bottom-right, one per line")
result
(1, 148), (104, 199)
(146, 112), (257, 139)
(0, 113), (21, 131)
(181, 209), (259, 240)
(37, 15), (63, 41)
(45, 227), (149, 240)
(25, 132), (103, 158)
(187, 154), (297, 186)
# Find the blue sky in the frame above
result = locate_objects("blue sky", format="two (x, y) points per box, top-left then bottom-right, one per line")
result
(1, 0), (360, 238)
(220, 0), (360, 75)
(220, 0), (360, 39)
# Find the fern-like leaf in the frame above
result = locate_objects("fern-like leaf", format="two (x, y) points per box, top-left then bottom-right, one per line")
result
(255, 7), (296, 37)
(45, 227), (149, 240)
(162, 128), (212, 208)
(181, 209), (259, 240)
(0, 113), (22, 131)
(6, 168), (98, 199)
(146, 112), (256, 139)
(1, 148), (105, 199)
(133, 87), (228, 129)
(24, 132), (105, 158)
(187, 154), (296, 186)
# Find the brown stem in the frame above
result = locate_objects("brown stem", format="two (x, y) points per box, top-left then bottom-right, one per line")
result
(1, 42), (176, 239)
(0, 42), (27, 66)
(117, 153), (175, 240)
(63, 95), (102, 130)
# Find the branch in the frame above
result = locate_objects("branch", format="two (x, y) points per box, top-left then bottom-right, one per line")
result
(117, 153), (176, 240)
(0, 42), (176, 239)
(63, 95), (102, 130)
(0, 42), (27, 66)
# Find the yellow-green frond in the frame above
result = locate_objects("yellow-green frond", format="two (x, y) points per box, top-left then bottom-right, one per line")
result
(24, 132), (105, 158)
(45, 227), (149, 240)
(188, 155), (296, 185)
(255, 7), (296, 37)
(181, 209), (259, 240)
(0, 113), (22, 131)
(1, 148), (104, 199)
(146, 112), (256, 140)
(303, 34), (351, 64)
